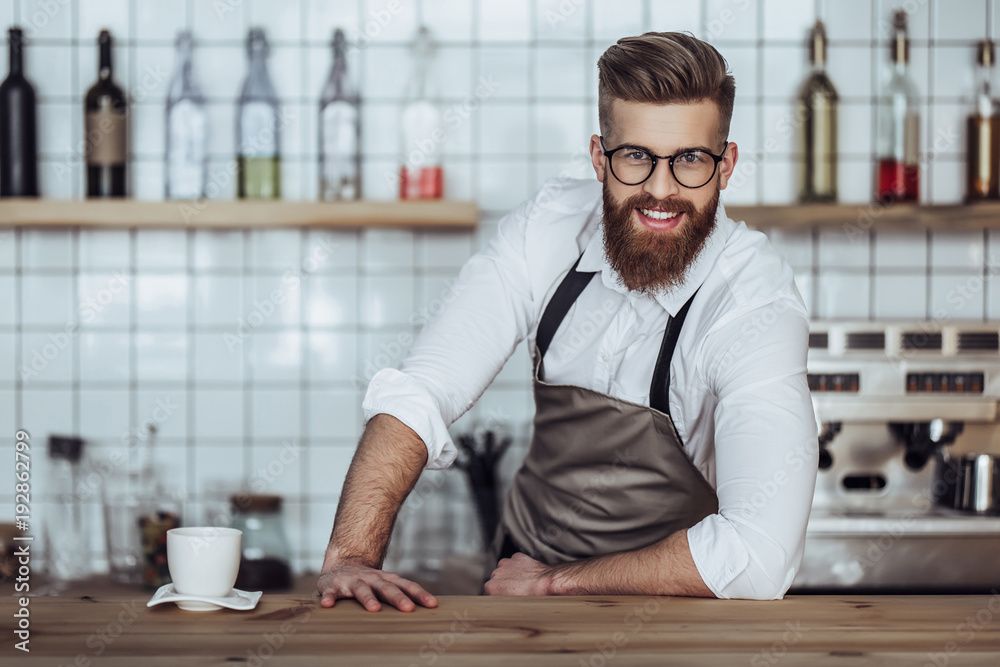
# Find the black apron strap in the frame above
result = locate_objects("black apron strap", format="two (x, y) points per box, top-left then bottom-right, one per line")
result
(535, 255), (595, 360)
(648, 288), (699, 418)
(535, 253), (699, 420)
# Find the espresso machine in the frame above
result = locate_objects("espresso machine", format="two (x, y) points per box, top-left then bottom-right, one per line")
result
(790, 320), (1000, 593)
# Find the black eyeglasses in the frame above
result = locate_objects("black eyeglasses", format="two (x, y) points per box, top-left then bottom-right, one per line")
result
(600, 137), (729, 189)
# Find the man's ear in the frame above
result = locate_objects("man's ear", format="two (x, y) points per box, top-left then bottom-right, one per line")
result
(717, 142), (739, 191)
(589, 134), (606, 183)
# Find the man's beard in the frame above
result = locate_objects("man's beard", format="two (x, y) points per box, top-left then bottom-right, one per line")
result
(601, 181), (720, 295)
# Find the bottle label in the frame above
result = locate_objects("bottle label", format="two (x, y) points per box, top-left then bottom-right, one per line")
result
(167, 99), (208, 199)
(85, 103), (126, 166)
(239, 101), (278, 157)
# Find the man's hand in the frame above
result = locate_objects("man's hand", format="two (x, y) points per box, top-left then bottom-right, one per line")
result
(484, 552), (554, 596)
(318, 563), (438, 612)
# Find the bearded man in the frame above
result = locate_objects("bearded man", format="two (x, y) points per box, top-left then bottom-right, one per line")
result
(317, 32), (818, 609)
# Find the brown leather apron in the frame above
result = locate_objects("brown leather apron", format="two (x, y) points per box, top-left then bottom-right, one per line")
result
(490, 257), (719, 566)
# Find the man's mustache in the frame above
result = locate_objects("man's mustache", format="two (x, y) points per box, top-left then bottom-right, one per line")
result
(620, 195), (696, 214)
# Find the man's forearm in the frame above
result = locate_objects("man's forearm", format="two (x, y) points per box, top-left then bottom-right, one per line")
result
(323, 413), (427, 569)
(547, 530), (715, 597)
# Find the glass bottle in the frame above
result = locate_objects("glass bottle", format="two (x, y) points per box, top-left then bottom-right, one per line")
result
(399, 26), (443, 200)
(85, 30), (127, 198)
(229, 494), (292, 591)
(0, 27), (38, 197)
(319, 29), (361, 201)
(237, 28), (280, 199)
(876, 9), (920, 203)
(798, 20), (838, 203)
(966, 40), (999, 201)
(165, 31), (207, 200)
(44, 436), (90, 583)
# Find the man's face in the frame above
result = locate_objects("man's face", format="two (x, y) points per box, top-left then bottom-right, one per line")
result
(589, 99), (739, 294)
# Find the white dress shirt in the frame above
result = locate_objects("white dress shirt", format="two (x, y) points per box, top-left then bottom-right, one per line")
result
(363, 177), (819, 600)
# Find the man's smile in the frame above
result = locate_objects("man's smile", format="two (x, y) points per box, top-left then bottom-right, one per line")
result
(636, 207), (684, 231)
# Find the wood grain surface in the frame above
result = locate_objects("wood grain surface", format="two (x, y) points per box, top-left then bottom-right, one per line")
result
(3, 582), (1000, 666)
(0, 199), (478, 228)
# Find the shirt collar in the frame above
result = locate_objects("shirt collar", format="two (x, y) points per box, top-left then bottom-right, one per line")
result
(577, 200), (736, 316)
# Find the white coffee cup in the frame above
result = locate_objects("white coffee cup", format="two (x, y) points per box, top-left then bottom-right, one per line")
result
(167, 527), (242, 605)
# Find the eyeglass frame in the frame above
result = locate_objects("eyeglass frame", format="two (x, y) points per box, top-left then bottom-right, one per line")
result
(599, 137), (730, 189)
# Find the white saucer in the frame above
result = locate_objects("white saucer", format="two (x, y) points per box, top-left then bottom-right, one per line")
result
(146, 584), (263, 611)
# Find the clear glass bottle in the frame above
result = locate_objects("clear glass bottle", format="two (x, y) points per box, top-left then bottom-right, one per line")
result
(0, 27), (38, 197)
(398, 26), (443, 200)
(319, 29), (361, 201)
(967, 40), (999, 201)
(237, 28), (280, 199)
(85, 30), (127, 198)
(165, 31), (207, 200)
(876, 9), (920, 203)
(229, 494), (292, 591)
(44, 436), (90, 583)
(798, 20), (838, 203)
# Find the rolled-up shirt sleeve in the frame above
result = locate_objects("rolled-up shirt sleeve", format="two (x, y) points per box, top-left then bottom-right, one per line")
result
(362, 196), (539, 469)
(686, 297), (819, 599)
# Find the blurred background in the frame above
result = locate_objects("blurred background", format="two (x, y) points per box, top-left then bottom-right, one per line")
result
(3, 0), (1000, 594)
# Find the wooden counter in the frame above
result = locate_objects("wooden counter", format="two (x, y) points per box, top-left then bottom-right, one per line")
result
(3, 577), (1000, 666)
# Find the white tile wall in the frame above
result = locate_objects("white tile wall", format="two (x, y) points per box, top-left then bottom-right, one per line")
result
(7, 0), (1000, 576)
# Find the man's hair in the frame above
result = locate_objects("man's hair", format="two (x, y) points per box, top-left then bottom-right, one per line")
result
(597, 32), (735, 147)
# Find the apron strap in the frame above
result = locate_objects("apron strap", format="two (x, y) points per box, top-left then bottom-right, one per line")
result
(535, 254), (699, 420)
(648, 288), (699, 418)
(535, 255), (595, 360)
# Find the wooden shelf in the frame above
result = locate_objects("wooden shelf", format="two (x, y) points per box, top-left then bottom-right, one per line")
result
(728, 201), (1000, 231)
(0, 199), (478, 229)
(7, 199), (998, 232)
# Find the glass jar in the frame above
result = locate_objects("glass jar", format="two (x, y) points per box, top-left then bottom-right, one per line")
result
(229, 494), (292, 591)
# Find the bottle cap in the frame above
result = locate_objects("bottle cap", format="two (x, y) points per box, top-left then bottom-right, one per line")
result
(978, 40), (995, 68)
(809, 20), (827, 66)
(247, 27), (269, 57)
(48, 435), (84, 463)
(891, 9), (909, 65)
